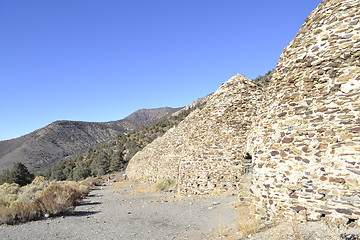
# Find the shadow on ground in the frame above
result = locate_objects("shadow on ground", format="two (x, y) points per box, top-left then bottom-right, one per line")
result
(78, 201), (102, 206)
(71, 210), (100, 217)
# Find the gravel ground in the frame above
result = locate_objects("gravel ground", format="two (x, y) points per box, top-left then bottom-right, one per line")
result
(0, 181), (238, 240)
(0, 181), (359, 240)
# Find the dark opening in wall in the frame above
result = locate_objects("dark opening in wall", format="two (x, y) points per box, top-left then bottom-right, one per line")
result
(244, 153), (252, 159)
(347, 218), (357, 225)
(243, 152), (253, 174)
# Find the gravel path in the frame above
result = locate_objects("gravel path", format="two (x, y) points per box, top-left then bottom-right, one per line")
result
(2, 181), (359, 240)
(0, 182), (238, 240)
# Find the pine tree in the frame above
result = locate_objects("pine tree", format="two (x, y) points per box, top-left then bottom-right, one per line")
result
(10, 162), (34, 186)
(90, 151), (110, 176)
(109, 149), (124, 172)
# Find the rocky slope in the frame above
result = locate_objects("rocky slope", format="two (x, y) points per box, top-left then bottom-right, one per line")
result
(0, 107), (179, 172)
(126, 0), (360, 226)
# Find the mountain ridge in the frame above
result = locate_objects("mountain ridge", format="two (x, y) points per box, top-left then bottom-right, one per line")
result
(0, 107), (179, 172)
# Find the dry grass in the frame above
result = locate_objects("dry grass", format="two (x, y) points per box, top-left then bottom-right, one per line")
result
(152, 178), (175, 192)
(235, 203), (260, 236)
(81, 177), (103, 188)
(290, 221), (303, 240)
(113, 180), (133, 190)
(132, 183), (153, 194)
(113, 182), (125, 190)
(215, 200), (261, 239)
(323, 216), (344, 239)
(33, 184), (83, 216)
(131, 179), (176, 194)
(0, 177), (93, 225)
(217, 223), (238, 240)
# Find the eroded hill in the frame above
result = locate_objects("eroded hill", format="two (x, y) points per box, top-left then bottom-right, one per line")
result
(0, 107), (179, 172)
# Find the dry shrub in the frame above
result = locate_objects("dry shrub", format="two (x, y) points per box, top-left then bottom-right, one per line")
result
(133, 183), (153, 194)
(0, 181), (88, 225)
(217, 223), (237, 240)
(0, 200), (39, 224)
(81, 177), (103, 187)
(152, 178), (175, 192)
(18, 178), (50, 203)
(0, 183), (20, 206)
(11, 201), (38, 224)
(113, 181), (129, 190)
(236, 203), (260, 236)
(56, 181), (91, 197)
(0, 183), (20, 195)
(0, 205), (16, 224)
(33, 184), (83, 216)
(30, 176), (49, 187)
(323, 216), (344, 238)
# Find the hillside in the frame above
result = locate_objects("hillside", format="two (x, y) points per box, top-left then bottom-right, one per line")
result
(0, 107), (179, 172)
(126, 0), (360, 226)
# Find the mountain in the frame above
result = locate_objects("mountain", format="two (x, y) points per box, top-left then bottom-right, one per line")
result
(0, 107), (179, 172)
(126, 0), (359, 225)
(120, 107), (179, 124)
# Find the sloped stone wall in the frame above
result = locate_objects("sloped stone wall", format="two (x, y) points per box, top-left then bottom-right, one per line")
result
(126, 0), (359, 225)
(126, 74), (263, 194)
(249, 0), (360, 223)
(178, 76), (263, 194)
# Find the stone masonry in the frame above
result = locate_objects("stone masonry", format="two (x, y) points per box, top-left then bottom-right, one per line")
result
(126, 74), (263, 194)
(126, 0), (360, 224)
(248, 0), (360, 223)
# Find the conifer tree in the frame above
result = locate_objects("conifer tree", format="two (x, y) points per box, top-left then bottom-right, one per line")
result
(10, 162), (34, 186)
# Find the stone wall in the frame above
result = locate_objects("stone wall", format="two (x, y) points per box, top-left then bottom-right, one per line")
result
(126, 0), (360, 225)
(248, 0), (360, 223)
(126, 74), (263, 195)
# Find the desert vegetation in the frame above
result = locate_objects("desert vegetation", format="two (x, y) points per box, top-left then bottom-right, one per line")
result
(253, 70), (273, 86)
(0, 162), (34, 186)
(131, 178), (176, 194)
(0, 176), (101, 225)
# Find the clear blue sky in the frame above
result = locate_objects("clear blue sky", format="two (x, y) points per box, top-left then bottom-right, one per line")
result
(0, 0), (322, 141)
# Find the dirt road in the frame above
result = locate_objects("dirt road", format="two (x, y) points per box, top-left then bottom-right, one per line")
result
(0, 182), (237, 240)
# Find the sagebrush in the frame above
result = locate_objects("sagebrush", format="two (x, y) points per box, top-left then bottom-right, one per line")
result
(0, 176), (92, 225)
